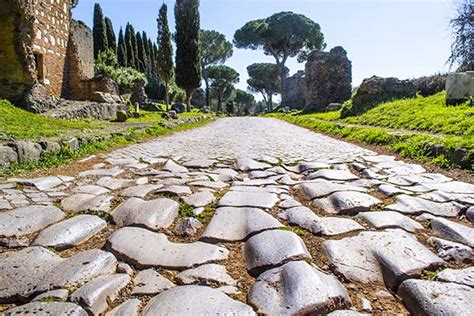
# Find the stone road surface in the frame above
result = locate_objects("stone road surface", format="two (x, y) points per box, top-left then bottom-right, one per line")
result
(0, 117), (473, 315)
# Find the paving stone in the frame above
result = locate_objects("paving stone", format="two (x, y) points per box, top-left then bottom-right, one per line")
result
(201, 207), (283, 242)
(327, 310), (368, 316)
(119, 184), (163, 198)
(248, 261), (350, 315)
(156, 185), (192, 196)
(218, 190), (279, 209)
(0, 205), (65, 245)
(358, 211), (423, 232)
(176, 264), (236, 286)
(386, 194), (464, 217)
(71, 274), (131, 315)
(298, 161), (332, 172)
(187, 180), (228, 190)
(79, 168), (124, 178)
(32, 215), (107, 250)
(427, 237), (473, 263)
(106, 298), (141, 316)
(431, 217), (474, 247)
(467, 206), (474, 223)
(33, 289), (69, 302)
(175, 217), (203, 236)
(141, 285), (255, 315)
(61, 194), (113, 213)
(230, 185), (285, 194)
(117, 262), (134, 275)
(132, 269), (175, 295)
(210, 168), (239, 182)
(280, 206), (364, 236)
(96, 177), (137, 190)
(106, 157), (139, 166)
(106, 227), (229, 269)
(257, 154), (280, 165)
(278, 198), (302, 209)
(312, 191), (382, 215)
(8, 176), (64, 191)
(182, 191), (215, 207)
(111, 198), (179, 231)
(376, 161), (426, 175)
(307, 169), (359, 181)
(0, 201), (12, 210)
(377, 184), (411, 197)
(323, 231), (444, 291)
(398, 279), (473, 315)
(183, 159), (215, 168)
(237, 158), (271, 171)
(437, 267), (473, 287)
(5, 302), (88, 315)
(297, 180), (366, 200)
(244, 229), (311, 277)
(425, 181), (474, 194)
(249, 170), (277, 179)
(163, 160), (188, 173)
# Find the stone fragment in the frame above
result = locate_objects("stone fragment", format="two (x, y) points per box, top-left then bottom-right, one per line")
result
(244, 229), (311, 277)
(313, 191), (381, 215)
(428, 237), (473, 263)
(32, 215), (107, 250)
(307, 169), (359, 181)
(117, 263), (134, 275)
(5, 302), (87, 315)
(132, 269), (175, 295)
(9, 176), (63, 191)
(297, 180), (366, 200)
(234, 178), (279, 186)
(60, 194), (113, 213)
(106, 298), (141, 316)
(257, 154), (280, 165)
(248, 261), (350, 315)
(218, 190), (279, 209)
(163, 160), (188, 173)
(437, 267), (474, 288)
(201, 207), (283, 242)
(249, 170), (277, 179)
(387, 195), (465, 217)
(71, 274), (131, 315)
(96, 177), (137, 190)
(175, 217), (203, 236)
(398, 279), (473, 315)
(327, 310), (367, 316)
(298, 161), (331, 172)
(377, 184), (411, 197)
(33, 289), (69, 302)
(187, 180), (228, 189)
(183, 159), (215, 168)
(360, 298), (372, 312)
(278, 198), (302, 209)
(182, 191), (215, 207)
(73, 185), (110, 195)
(431, 217), (474, 247)
(119, 184), (163, 198)
(141, 286), (255, 316)
(79, 168), (124, 178)
(176, 264), (236, 286)
(425, 181), (474, 194)
(237, 158), (271, 171)
(106, 227), (229, 269)
(111, 198), (179, 231)
(358, 211), (423, 232)
(156, 185), (192, 196)
(466, 206), (474, 222)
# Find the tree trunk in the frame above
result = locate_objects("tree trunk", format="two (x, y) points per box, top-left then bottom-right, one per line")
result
(277, 61), (288, 107)
(216, 91), (222, 114)
(164, 81), (169, 112)
(204, 78), (210, 109)
(185, 89), (194, 112)
(269, 94), (273, 112)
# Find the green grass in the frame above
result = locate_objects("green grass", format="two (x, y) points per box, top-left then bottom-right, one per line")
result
(127, 109), (207, 124)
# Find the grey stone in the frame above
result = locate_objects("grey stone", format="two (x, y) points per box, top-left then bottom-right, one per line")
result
(244, 229), (311, 277)
(438, 267), (474, 287)
(9, 176), (64, 191)
(32, 215), (107, 250)
(467, 206), (474, 223)
(142, 285), (255, 315)
(73, 185), (110, 195)
(297, 161), (331, 172)
(119, 184), (163, 198)
(79, 168), (124, 178)
(312, 191), (382, 215)
(0, 145), (18, 166)
(234, 178), (279, 187)
(218, 190), (279, 209)
(237, 158), (271, 171)
(323, 231), (444, 290)
(358, 211), (423, 232)
(132, 269), (175, 295)
(428, 237), (473, 263)
(201, 207), (283, 242)
(13, 141), (43, 164)
(96, 177), (137, 190)
(106, 227), (229, 269)
(386, 194), (464, 217)
(0, 205), (65, 244)
(5, 302), (87, 315)
(398, 279), (473, 315)
(117, 262), (134, 275)
(61, 194), (114, 213)
(163, 160), (188, 173)
(156, 185), (192, 196)
(182, 191), (215, 207)
(188, 180), (228, 190)
(327, 311), (368, 316)
(106, 298), (141, 316)
(278, 198), (302, 209)
(175, 217), (203, 236)
(377, 184), (411, 197)
(248, 261), (350, 315)
(71, 274), (131, 315)
(431, 217), (474, 247)
(297, 180), (366, 200)
(307, 169), (359, 181)
(360, 298), (372, 312)
(257, 154), (280, 165)
(425, 180), (474, 194)
(249, 170), (277, 179)
(33, 289), (69, 302)
(418, 190), (454, 203)
(111, 198), (179, 231)
(176, 264), (236, 286)
(230, 185), (285, 194)
(183, 159), (215, 168)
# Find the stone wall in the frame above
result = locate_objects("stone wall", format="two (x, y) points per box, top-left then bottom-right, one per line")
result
(284, 71), (306, 110)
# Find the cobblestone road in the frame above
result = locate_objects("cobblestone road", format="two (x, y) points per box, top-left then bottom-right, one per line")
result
(0, 117), (472, 315)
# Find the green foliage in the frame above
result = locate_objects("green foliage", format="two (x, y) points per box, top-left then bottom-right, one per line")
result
(247, 63), (285, 111)
(117, 28), (127, 66)
(234, 89), (256, 115)
(179, 203), (194, 218)
(135, 32), (146, 72)
(169, 82), (186, 103)
(448, 0), (474, 71)
(125, 23), (137, 68)
(93, 3), (108, 59)
(104, 17), (116, 53)
(156, 3), (174, 106)
(207, 65), (239, 113)
(279, 226), (305, 236)
(175, 0), (202, 109)
(421, 269), (445, 281)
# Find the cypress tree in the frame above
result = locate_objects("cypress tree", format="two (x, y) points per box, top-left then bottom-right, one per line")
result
(117, 28), (127, 67)
(136, 32), (146, 73)
(142, 32), (151, 75)
(93, 3), (108, 58)
(175, 0), (201, 111)
(124, 23), (136, 68)
(156, 3), (174, 109)
(130, 27), (139, 70)
(104, 17), (117, 53)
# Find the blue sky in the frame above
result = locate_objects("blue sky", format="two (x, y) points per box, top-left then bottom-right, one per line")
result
(73, 0), (456, 94)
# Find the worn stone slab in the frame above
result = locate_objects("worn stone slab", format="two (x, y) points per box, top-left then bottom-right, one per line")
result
(142, 285), (255, 316)
(437, 267), (473, 287)
(248, 261), (350, 315)
(386, 195), (464, 217)
(96, 177), (137, 190)
(307, 169), (359, 181)
(132, 269), (175, 295)
(32, 215), (107, 250)
(425, 181), (474, 194)
(106, 298), (141, 316)
(0, 205), (65, 245)
(249, 170), (277, 179)
(280, 206), (364, 236)
(210, 168), (239, 182)
(230, 185), (285, 194)
(323, 231), (444, 290)
(183, 159), (215, 168)
(467, 207), (474, 223)
(377, 184), (411, 197)
(71, 274), (131, 315)
(358, 211), (423, 232)
(33, 289), (69, 302)
(237, 158), (271, 171)
(398, 279), (473, 315)
(278, 198), (302, 209)
(119, 184), (163, 198)
(313, 191), (381, 215)
(106, 227), (229, 269)
(244, 229), (311, 277)
(298, 161), (332, 172)
(5, 302), (87, 315)
(111, 198), (179, 231)
(188, 180), (228, 190)
(431, 217), (474, 247)
(8, 176), (64, 191)
(182, 191), (215, 207)
(297, 180), (366, 200)
(156, 185), (192, 196)
(201, 207), (283, 242)
(79, 168), (124, 178)
(218, 190), (279, 209)
(61, 194), (114, 213)
(427, 237), (473, 263)
(73, 185), (110, 196)
(163, 160), (188, 173)
(176, 264), (236, 286)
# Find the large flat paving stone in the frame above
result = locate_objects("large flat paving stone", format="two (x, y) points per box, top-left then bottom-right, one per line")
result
(237, 158), (271, 171)
(425, 180), (474, 194)
(431, 217), (474, 247)
(141, 285), (256, 315)
(218, 190), (279, 209)
(297, 180), (366, 200)
(132, 269), (175, 295)
(5, 302), (87, 315)
(111, 197), (179, 231)
(106, 298), (141, 316)
(386, 194), (464, 217)
(427, 237), (473, 263)
(323, 231), (444, 291)
(200, 207), (283, 242)
(437, 267), (474, 287)
(248, 261), (350, 315)
(32, 215), (107, 250)
(106, 227), (229, 269)
(79, 168), (124, 178)
(61, 194), (114, 213)
(398, 279), (473, 315)
(176, 264), (236, 286)
(8, 176), (65, 191)
(119, 184), (163, 198)
(96, 177), (138, 190)
(182, 191), (215, 207)
(358, 211), (423, 232)
(244, 229), (311, 277)
(163, 159), (189, 173)
(73, 185), (110, 196)
(0, 205), (65, 246)
(313, 191), (382, 215)
(71, 274), (131, 315)
(307, 169), (359, 181)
